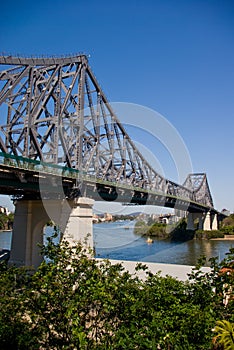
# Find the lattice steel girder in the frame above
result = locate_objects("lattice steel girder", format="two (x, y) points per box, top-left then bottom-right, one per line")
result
(0, 55), (213, 207)
(183, 173), (213, 207)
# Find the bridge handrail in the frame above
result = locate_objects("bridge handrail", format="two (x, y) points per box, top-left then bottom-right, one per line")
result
(0, 152), (80, 178)
(0, 152), (210, 208)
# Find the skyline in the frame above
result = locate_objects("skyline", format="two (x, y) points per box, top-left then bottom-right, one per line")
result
(0, 0), (234, 213)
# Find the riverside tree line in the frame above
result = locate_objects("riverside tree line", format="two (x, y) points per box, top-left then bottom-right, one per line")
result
(134, 213), (234, 241)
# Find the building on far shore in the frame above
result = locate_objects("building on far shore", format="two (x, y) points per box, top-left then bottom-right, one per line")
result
(0, 206), (10, 216)
(149, 213), (179, 225)
(221, 209), (230, 217)
(93, 213), (113, 223)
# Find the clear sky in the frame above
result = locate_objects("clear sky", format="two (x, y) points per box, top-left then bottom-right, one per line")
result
(0, 0), (234, 213)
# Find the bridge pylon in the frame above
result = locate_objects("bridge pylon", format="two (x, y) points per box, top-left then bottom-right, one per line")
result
(186, 211), (219, 231)
(10, 197), (94, 268)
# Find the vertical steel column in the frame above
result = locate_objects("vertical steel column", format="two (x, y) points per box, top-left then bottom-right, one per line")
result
(77, 57), (86, 175)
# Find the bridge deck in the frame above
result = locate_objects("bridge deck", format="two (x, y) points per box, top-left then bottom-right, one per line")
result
(0, 152), (215, 214)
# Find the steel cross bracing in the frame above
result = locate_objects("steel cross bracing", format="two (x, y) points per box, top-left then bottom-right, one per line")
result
(183, 173), (213, 208)
(0, 55), (214, 208)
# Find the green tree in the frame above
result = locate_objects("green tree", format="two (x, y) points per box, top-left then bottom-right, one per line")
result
(0, 263), (35, 349)
(221, 214), (234, 236)
(0, 213), (8, 230)
(0, 212), (14, 230)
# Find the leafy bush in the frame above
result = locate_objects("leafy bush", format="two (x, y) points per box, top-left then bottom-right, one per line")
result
(220, 225), (234, 235)
(134, 220), (168, 238)
(0, 212), (14, 230)
(195, 230), (225, 239)
(213, 320), (234, 349)
(0, 239), (234, 349)
(220, 213), (234, 237)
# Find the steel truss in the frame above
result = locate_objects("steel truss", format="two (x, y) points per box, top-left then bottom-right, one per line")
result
(0, 55), (213, 207)
(183, 173), (213, 207)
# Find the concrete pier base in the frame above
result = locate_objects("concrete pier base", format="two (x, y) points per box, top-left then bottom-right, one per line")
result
(204, 211), (211, 231)
(198, 213), (204, 230)
(186, 213), (195, 230)
(63, 197), (94, 248)
(10, 197), (94, 268)
(186, 211), (219, 231)
(211, 214), (218, 230)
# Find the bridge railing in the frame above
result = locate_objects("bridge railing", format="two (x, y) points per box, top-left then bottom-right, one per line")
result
(0, 152), (206, 207)
(0, 152), (79, 179)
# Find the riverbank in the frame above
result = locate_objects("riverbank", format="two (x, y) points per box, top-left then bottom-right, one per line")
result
(210, 235), (234, 240)
(96, 258), (211, 281)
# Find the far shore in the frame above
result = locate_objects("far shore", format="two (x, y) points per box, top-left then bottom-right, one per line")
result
(210, 237), (234, 240)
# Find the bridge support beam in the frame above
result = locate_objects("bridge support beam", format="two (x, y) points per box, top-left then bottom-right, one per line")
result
(10, 197), (94, 268)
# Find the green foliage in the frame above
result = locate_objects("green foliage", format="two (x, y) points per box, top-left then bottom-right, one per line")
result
(196, 230), (225, 239)
(0, 240), (234, 349)
(0, 263), (35, 349)
(213, 320), (234, 349)
(135, 217), (195, 241)
(221, 226), (234, 235)
(134, 220), (149, 235)
(134, 220), (168, 238)
(147, 222), (167, 237)
(0, 212), (14, 230)
(222, 214), (234, 227)
(0, 213), (8, 230)
(112, 214), (135, 222)
(221, 214), (234, 236)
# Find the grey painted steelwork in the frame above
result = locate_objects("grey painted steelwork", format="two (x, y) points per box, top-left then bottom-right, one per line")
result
(183, 173), (213, 208)
(0, 54), (214, 208)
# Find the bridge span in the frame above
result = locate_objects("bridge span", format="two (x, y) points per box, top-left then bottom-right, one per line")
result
(0, 54), (223, 267)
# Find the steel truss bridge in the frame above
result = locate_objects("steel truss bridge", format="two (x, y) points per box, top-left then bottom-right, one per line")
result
(0, 54), (216, 214)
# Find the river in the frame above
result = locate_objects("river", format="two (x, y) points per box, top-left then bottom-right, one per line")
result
(0, 220), (233, 266)
(94, 221), (234, 266)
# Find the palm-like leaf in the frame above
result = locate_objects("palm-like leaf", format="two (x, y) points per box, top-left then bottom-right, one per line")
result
(213, 320), (234, 350)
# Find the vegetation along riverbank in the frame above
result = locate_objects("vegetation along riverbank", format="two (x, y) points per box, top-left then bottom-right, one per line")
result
(0, 212), (14, 231)
(134, 213), (234, 241)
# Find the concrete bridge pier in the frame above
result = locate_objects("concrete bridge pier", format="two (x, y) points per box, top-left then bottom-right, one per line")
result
(186, 212), (204, 231)
(198, 213), (204, 230)
(10, 197), (94, 268)
(62, 197), (94, 247)
(203, 211), (211, 231)
(204, 211), (219, 231)
(204, 212), (218, 231)
(211, 213), (218, 230)
(186, 212), (195, 230)
(186, 211), (219, 232)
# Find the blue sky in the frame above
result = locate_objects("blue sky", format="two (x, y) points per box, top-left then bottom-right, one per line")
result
(0, 0), (234, 212)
